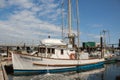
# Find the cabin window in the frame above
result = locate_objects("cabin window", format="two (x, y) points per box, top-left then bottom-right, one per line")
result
(61, 49), (64, 55)
(47, 48), (55, 54)
(39, 48), (45, 53)
(52, 48), (55, 54)
(47, 48), (50, 53)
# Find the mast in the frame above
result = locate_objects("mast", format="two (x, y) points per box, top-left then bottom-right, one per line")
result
(68, 0), (72, 36)
(68, 0), (75, 47)
(102, 30), (107, 48)
(76, 0), (80, 51)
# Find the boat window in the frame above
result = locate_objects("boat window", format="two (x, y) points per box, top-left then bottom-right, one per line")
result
(47, 48), (55, 54)
(52, 48), (55, 54)
(39, 48), (45, 53)
(47, 48), (50, 53)
(61, 49), (63, 55)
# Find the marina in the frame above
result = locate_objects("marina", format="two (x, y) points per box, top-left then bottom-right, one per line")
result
(0, 60), (120, 80)
(9, 0), (106, 75)
(0, 0), (120, 80)
(0, 50), (120, 80)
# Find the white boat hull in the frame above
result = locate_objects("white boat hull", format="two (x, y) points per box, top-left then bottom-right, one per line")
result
(12, 53), (105, 75)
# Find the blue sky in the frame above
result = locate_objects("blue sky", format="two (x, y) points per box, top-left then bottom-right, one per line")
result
(0, 0), (120, 46)
(79, 0), (120, 45)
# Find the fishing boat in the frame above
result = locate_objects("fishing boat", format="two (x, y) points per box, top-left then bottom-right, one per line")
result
(12, 47), (104, 74)
(12, 0), (105, 75)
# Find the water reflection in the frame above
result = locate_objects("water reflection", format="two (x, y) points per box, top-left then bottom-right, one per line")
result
(104, 63), (120, 80)
(65, 68), (105, 80)
(8, 62), (120, 80)
(73, 62), (120, 80)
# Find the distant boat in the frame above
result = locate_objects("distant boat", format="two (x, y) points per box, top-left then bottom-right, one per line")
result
(12, 0), (105, 75)
(0, 49), (7, 57)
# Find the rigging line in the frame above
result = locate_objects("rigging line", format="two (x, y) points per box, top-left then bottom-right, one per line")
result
(54, 0), (65, 38)
(61, 0), (64, 39)
(108, 30), (111, 45)
(57, 0), (62, 9)
(63, 1), (67, 35)
(60, 0), (67, 38)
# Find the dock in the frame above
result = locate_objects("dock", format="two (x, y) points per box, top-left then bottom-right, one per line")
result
(0, 56), (11, 80)
(0, 64), (4, 80)
(0, 63), (8, 80)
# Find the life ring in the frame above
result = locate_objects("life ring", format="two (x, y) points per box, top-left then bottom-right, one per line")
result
(69, 53), (75, 59)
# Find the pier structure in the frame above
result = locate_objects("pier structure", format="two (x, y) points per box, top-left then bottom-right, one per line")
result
(0, 58), (9, 80)
(0, 64), (4, 80)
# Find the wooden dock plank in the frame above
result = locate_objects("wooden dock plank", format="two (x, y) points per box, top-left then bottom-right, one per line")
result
(0, 56), (9, 80)
(0, 62), (4, 80)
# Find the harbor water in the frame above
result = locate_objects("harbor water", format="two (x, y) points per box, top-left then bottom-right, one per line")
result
(8, 62), (120, 80)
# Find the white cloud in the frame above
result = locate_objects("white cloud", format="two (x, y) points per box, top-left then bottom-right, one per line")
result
(0, 9), (62, 45)
(31, 6), (41, 12)
(8, 0), (34, 9)
(0, 0), (74, 45)
(0, 0), (6, 8)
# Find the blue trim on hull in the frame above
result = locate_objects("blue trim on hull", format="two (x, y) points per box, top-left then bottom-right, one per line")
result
(14, 62), (104, 75)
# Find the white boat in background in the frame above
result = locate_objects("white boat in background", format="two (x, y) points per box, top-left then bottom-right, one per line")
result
(0, 49), (7, 57)
(12, 0), (105, 75)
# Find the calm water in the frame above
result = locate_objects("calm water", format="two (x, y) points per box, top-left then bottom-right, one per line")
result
(8, 62), (120, 80)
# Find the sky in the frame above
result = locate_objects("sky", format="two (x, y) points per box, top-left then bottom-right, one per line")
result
(0, 0), (120, 46)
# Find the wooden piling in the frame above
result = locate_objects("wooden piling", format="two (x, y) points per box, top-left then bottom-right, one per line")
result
(100, 36), (104, 58)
